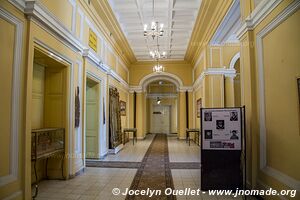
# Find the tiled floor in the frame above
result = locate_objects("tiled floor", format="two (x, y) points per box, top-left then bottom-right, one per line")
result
(99, 134), (155, 162)
(35, 168), (136, 200)
(34, 134), (256, 200)
(168, 136), (200, 163)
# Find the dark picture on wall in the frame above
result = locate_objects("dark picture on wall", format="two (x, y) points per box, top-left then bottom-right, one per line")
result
(230, 111), (238, 121)
(298, 78), (300, 105)
(216, 120), (225, 129)
(120, 100), (126, 116)
(197, 98), (202, 118)
(204, 130), (213, 139)
(204, 112), (212, 121)
(75, 86), (80, 128)
(230, 130), (239, 140)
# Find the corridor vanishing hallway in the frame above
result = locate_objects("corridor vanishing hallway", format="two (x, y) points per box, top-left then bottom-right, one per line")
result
(34, 135), (256, 200)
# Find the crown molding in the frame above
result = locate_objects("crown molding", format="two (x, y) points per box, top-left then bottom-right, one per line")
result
(91, 0), (136, 64)
(236, 0), (283, 39)
(210, 0), (241, 45)
(185, 0), (233, 65)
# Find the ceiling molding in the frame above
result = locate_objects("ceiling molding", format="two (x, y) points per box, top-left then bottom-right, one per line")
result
(185, 0), (233, 65)
(210, 0), (241, 45)
(91, 0), (137, 64)
(108, 0), (202, 61)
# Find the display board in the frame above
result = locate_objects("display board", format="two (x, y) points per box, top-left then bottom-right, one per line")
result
(201, 107), (245, 191)
(202, 108), (241, 150)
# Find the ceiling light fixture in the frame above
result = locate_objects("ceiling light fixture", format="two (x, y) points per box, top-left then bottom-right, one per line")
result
(153, 63), (164, 73)
(143, 0), (164, 39)
(157, 97), (161, 104)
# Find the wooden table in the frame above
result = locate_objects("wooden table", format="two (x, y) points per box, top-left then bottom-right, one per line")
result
(186, 128), (200, 146)
(123, 128), (137, 145)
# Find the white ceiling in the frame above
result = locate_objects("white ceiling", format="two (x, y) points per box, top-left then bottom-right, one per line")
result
(108, 0), (202, 61)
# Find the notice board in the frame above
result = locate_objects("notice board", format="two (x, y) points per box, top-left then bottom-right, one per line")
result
(201, 107), (245, 191)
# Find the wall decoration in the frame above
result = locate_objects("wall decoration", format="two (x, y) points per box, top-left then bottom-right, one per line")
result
(201, 108), (242, 150)
(298, 78), (300, 105)
(103, 98), (105, 124)
(109, 88), (122, 148)
(75, 86), (80, 128)
(120, 100), (126, 116)
(197, 98), (202, 118)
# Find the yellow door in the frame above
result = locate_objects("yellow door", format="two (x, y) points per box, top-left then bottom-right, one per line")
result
(85, 79), (99, 159)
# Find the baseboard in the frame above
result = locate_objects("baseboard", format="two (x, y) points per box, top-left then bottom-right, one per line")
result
(100, 151), (108, 159)
(257, 179), (288, 200)
(69, 167), (85, 179)
(108, 144), (124, 154)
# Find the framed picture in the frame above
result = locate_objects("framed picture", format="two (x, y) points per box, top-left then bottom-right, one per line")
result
(120, 100), (126, 116)
(298, 78), (300, 105)
(197, 98), (202, 118)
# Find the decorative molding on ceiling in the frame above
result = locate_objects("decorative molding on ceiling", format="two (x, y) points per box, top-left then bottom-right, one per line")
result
(108, 0), (202, 61)
(185, 0), (233, 65)
(210, 0), (241, 45)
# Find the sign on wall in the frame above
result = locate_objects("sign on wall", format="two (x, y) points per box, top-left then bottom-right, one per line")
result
(89, 28), (97, 52)
(201, 108), (242, 150)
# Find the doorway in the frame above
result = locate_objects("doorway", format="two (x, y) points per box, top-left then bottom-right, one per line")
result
(85, 78), (100, 159)
(31, 48), (68, 183)
(151, 105), (171, 134)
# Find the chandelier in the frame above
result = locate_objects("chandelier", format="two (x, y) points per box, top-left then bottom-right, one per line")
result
(143, 0), (164, 39)
(150, 49), (166, 59)
(153, 60), (164, 73)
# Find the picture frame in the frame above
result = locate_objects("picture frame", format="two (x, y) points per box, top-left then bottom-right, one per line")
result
(120, 100), (126, 116)
(298, 78), (300, 105)
(197, 98), (202, 118)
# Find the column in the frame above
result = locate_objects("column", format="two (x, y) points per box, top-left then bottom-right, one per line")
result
(178, 91), (186, 139)
(224, 75), (235, 107)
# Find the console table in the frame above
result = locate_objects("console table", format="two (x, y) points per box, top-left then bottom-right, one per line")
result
(123, 128), (137, 145)
(31, 128), (65, 199)
(186, 128), (200, 146)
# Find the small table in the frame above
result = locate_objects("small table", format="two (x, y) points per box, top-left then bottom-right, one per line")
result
(123, 128), (137, 145)
(186, 128), (200, 146)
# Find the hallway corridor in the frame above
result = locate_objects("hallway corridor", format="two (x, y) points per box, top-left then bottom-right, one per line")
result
(33, 135), (255, 200)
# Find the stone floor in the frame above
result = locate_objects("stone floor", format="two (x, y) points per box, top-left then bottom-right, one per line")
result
(34, 134), (256, 200)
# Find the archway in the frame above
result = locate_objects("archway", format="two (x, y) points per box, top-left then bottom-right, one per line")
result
(230, 53), (241, 106)
(138, 72), (184, 135)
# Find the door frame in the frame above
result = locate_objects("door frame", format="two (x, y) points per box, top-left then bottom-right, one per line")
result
(85, 71), (106, 159)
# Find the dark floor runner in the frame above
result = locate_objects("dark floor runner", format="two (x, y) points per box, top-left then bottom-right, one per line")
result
(126, 134), (176, 200)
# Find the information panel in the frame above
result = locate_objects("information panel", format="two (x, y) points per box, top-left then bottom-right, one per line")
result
(201, 108), (242, 150)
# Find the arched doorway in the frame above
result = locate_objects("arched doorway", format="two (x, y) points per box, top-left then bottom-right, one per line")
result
(138, 72), (183, 135)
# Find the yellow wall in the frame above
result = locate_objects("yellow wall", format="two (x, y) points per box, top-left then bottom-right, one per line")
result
(0, 13), (15, 178)
(263, 8), (300, 179)
(239, 0), (300, 199)
(130, 61), (193, 86)
(0, 1), (28, 199)
(38, 0), (73, 31)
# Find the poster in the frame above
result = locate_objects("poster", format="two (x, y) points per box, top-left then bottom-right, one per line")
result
(201, 108), (241, 150)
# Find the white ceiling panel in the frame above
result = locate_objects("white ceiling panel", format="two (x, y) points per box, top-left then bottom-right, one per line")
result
(108, 0), (202, 61)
